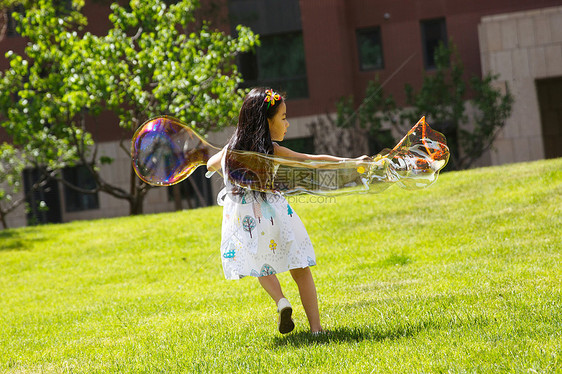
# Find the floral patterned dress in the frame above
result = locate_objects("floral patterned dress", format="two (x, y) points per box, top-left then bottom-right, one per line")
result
(217, 156), (316, 280)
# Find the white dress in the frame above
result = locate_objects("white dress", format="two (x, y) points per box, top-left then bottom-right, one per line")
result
(218, 156), (316, 280)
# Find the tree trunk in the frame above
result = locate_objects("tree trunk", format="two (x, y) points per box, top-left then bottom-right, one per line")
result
(173, 185), (183, 211)
(129, 166), (145, 215)
(0, 212), (7, 230)
(129, 194), (144, 215)
(188, 177), (207, 207)
(0, 11), (7, 43)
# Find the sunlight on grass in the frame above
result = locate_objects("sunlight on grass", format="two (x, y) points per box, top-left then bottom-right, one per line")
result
(1, 159), (561, 373)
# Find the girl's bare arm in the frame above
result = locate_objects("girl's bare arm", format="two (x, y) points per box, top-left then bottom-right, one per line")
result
(273, 144), (370, 167)
(206, 146), (226, 172)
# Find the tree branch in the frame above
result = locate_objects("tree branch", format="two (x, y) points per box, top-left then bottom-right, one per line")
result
(131, 26), (143, 42)
(0, 10), (8, 42)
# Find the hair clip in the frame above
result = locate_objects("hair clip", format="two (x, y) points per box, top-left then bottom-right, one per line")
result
(264, 89), (281, 109)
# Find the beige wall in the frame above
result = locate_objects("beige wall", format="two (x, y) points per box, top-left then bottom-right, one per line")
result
(478, 6), (562, 165)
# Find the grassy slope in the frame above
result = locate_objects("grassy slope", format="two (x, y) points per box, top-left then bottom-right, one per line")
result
(0, 158), (561, 373)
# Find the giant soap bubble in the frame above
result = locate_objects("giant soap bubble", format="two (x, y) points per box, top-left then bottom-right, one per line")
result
(131, 116), (449, 195)
(131, 116), (213, 186)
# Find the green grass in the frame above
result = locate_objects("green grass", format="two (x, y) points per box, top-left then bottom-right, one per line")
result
(1, 158), (561, 373)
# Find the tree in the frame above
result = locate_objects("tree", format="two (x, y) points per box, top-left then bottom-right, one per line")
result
(90, 0), (257, 214)
(1, 0), (25, 41)
(0, 0), (84, 41)
(332, 42), (514, 170)
(0, 144), (25, 229)
(0, 0), (257, 218)
(337, 77), (398, 153)
(269, 239), (276, 254)
(402, 43), (513, 170)
(0, 0), (89, 226)
(0, 2), (89, 169)
(287, 204), (293, 217)
(461, 74), (514, 168)
(309, 78), (397, 158)
(242, 215), (256, 238)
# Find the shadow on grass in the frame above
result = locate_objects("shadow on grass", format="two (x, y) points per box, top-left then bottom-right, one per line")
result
(0, 230), (34, 251)
(271, 321), (430, 348)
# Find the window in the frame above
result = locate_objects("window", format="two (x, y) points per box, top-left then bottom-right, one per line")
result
(63, 165), (99, 212)
(356, 27), (384, 71)
(239, 32), (308, 99)
(536, 77), (562, 159)
(420, 18), (448, 69)
(229, 0), (308, 99)
(23, 168), (62, 225)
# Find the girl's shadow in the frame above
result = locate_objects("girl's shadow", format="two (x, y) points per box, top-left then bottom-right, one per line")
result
(271, 321), (427, 347)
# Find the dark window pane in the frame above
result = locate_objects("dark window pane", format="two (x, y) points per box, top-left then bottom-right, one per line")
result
(357, 27), (384, 71)
(63, 165), (99, 212)
(229, 0), (307, 98)
(421, 18), (448, 69)
(239, 32), (308, 99)
(23, 168), (62, 225)
(228, 0), (302, 35)
(238, 52), (259, 81)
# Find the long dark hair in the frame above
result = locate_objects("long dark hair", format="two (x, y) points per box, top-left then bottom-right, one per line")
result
(226, 87), (285, 194)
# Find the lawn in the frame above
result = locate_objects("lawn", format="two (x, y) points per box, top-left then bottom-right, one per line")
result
(1, 158), (561, 373)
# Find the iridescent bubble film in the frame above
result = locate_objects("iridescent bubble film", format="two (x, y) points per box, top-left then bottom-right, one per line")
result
(131, 116), (449, 194)
(131, 116), (214, 186)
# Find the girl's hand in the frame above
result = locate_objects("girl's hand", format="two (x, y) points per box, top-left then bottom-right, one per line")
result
(353, 155), (372, 173)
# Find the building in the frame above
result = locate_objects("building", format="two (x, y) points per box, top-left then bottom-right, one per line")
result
(478, 6), (562, 164)
(1, 0), (561, 229)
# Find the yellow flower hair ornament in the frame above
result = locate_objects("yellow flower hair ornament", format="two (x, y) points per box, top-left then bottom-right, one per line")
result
(264, 89), (281, 109)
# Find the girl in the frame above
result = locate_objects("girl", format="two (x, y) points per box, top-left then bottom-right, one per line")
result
(207, 87), (368, 334)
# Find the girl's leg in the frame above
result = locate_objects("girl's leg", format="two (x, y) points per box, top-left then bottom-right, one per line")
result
(258, 274), (285, 303)
(290, 267), (322, 332)
(259, 274), (295, 334)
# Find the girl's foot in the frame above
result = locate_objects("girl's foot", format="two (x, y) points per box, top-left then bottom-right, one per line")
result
(277, 298), (295, 334)
(311, 329), (328, 336)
